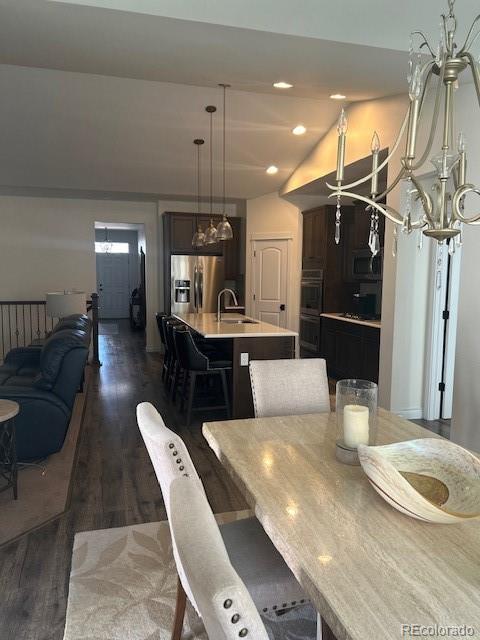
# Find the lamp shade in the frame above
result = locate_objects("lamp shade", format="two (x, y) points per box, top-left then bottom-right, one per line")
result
(46, 291), (86, 318)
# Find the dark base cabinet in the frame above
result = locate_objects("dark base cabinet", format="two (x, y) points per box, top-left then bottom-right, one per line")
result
(321, 318), (380, 383)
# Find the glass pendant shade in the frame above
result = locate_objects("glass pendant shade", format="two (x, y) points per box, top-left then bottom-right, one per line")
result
(192, 225), (206, 247)
(216, 215), (233, 240)
(204, 220), (218, 244)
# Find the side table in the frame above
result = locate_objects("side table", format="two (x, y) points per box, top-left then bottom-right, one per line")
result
(0, 399), (19, 500)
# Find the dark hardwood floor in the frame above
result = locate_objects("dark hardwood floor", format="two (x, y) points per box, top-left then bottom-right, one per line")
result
(0, 320), (246, 640)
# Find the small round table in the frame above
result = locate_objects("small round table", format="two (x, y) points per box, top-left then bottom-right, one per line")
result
(0, 400), (19, 500)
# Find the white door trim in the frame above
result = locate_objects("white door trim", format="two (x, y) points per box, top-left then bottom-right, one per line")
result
(249, 231), (293, 241)
(250, 236), (291, 328)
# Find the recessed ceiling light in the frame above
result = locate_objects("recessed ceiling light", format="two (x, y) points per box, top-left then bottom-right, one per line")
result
(273, 81), (293, 89)
(330, 93), (346, 100)
(292, 124), (307, 136)
(266, 165), (279, 175)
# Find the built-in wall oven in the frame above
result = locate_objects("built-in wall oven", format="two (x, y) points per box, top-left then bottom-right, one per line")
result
(300, 269), (323, 357)
(300, 269), (324, 316)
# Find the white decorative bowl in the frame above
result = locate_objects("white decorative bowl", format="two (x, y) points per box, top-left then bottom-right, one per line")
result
(357, 438), (480, 523)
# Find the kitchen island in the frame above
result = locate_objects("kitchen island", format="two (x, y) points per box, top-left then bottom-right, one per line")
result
(173, 312), (297, 418)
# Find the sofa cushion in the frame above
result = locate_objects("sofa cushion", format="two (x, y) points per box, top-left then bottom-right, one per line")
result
(36, 329), (88, 390)
(4, 374), (38, 387)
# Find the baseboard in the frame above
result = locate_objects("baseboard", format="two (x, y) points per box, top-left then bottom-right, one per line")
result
(394, 408), (423, 420)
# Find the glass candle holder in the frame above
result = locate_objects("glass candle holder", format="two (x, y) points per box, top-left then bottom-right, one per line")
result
(335, 379), (378, 465)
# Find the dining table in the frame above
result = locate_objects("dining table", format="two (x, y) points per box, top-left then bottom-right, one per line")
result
(202, 408), (480, 640)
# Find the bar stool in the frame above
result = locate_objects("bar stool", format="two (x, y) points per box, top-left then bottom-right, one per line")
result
(155, 312), (168, 381)
(164, 318), (182, 390)
(170, 324), (189, 402)
(174, 329), (231, 426)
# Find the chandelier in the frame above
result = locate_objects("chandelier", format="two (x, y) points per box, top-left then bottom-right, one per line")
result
(328, 0), (480, 255)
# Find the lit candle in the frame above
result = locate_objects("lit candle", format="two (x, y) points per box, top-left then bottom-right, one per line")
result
(336, 108), (348, 182)
(343, 404), (370, 448)
(371, 131), (380, 195)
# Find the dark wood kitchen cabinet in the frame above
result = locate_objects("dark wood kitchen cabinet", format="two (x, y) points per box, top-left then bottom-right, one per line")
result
(302, 205), (354, 311)
(321, 317), (380, 383)
(169, 214), (196, 253)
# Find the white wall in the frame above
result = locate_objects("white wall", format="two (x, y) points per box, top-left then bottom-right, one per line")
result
(245, 192), (301, 333)
(450, 83), (480, 452)
(0, 196), (160, 350)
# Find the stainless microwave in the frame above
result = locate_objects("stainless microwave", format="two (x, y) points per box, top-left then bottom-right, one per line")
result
(350, 249), (383, 281)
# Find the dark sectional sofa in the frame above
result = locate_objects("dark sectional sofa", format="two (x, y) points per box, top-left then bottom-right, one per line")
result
(0, 314), (91, 461)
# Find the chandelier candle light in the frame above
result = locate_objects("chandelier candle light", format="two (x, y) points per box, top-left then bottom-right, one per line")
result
(328, 0), (480, 252)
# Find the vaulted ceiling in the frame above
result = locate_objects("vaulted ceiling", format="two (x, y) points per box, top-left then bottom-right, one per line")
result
(0, 0), (478, 199)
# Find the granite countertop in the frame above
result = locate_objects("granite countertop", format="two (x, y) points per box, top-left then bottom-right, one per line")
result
(320, 312), (381, 330)
(173, 312), (298, 339)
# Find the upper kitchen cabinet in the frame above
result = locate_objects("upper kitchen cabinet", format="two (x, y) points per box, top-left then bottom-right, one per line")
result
(222, 216), (242, 280)
(163, 211), (244, 271)
(302, 205), (353, 311)
(167, 213), (196, 254)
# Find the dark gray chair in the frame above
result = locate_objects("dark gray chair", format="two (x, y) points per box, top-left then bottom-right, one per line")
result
(174, 329), (231, 425)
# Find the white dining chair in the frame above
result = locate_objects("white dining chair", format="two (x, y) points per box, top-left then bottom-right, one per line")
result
(170, 474), (270, 640)
(249, 358), (331, 418)
(136, 402), (312, 640)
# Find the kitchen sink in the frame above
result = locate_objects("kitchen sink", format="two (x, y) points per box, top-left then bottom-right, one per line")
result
(221, 318), (259, 324)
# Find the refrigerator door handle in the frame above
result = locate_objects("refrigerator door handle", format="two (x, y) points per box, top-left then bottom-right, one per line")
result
(198, 270), (203, 310)
(193, 265), (198, 311)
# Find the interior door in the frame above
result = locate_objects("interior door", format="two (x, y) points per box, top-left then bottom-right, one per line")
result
(96, 253), (130, 319)
(252, 239), (288, 327)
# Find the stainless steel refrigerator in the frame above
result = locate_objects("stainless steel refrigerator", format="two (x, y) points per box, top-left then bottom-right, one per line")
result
(170, 255), (225, 314)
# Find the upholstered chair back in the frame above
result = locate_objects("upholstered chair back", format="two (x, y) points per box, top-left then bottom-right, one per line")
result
(170, 475), (270, 640)
(249, 358), (331, 418)
(136, 401), (203, 610)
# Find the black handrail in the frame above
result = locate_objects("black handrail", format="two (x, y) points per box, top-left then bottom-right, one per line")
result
(0, 293), (100, 366)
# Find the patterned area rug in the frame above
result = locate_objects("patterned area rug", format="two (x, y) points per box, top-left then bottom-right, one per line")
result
(64, 514), (316, 640)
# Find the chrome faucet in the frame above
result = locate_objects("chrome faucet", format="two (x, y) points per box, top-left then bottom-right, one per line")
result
(217, 288), (239, 322)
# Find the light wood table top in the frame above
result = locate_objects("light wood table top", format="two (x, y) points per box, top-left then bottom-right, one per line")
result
(0, 399), (19, 422)
(203, 409), (480, 640)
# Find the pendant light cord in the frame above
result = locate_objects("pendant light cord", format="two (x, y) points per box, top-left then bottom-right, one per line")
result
(197, 142), (201, 218)
(209, 109), (213, 218)
(223, 85), (226, 213)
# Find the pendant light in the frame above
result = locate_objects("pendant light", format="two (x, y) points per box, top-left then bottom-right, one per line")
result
(204, 105), (218, 245)
(192, 138), (206, 248)
(216, 83), (233, 241)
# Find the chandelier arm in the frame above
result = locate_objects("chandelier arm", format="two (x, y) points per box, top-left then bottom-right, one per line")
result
(411, 59), (445, 171)
(452, 185), (480, 224)
(373, 167), (407, 202)
(328, 191), (404, 225)
(411, 31), (436, 58)
(409, 174), (434, 225)
(462, 52), (480, 108)
(457, 14), (480, 54)
(326, 108), (410, 192)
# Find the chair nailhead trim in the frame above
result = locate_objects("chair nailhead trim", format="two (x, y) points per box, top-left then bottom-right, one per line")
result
(176, 458), (181, 463)
(172, 450), (178, 456)
(179, 465), (184, 471)
(239, 629), (248, 637)
(231, 614), (240, 623)
(223, 599), (233, 609)
(169, 443), (174, 449)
